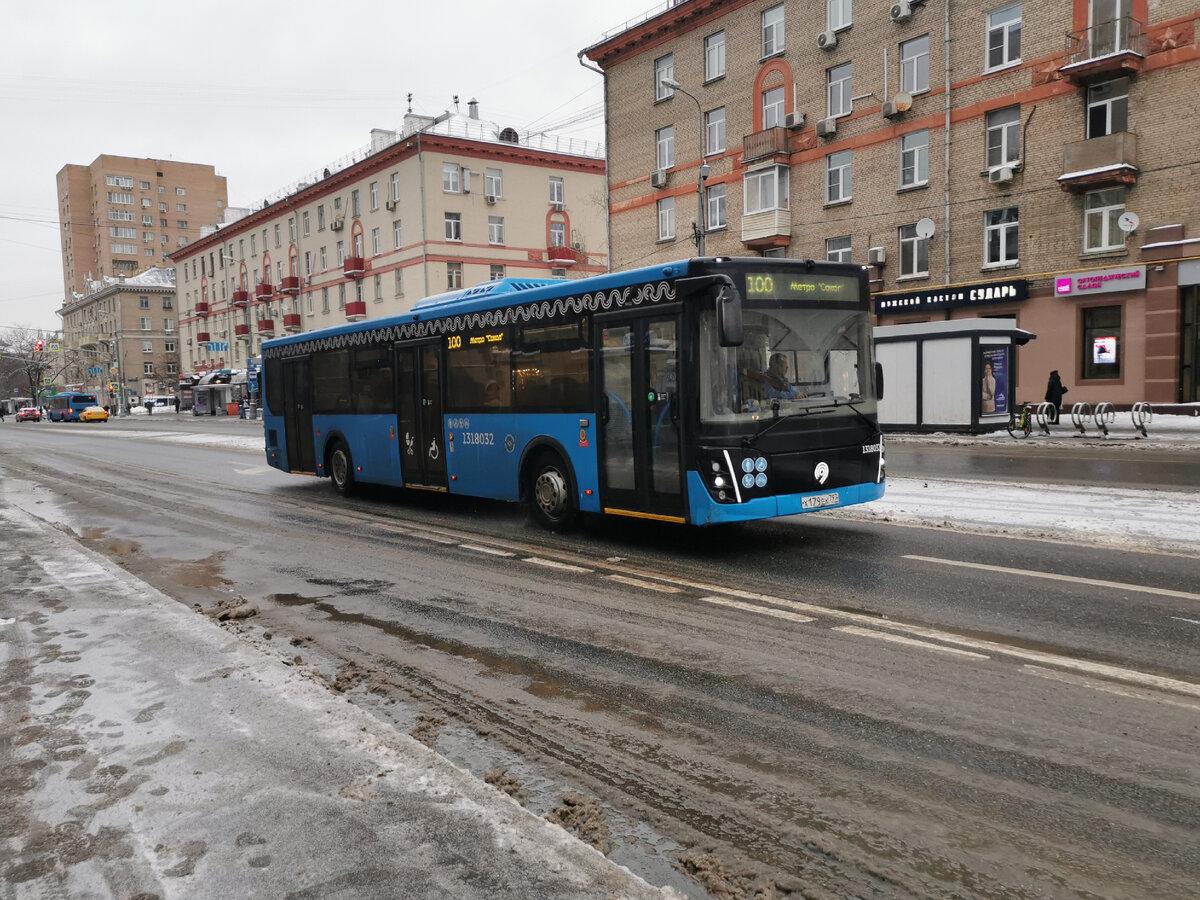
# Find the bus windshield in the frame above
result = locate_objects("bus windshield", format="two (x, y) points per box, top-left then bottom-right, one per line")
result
(699, 304), (876, 426)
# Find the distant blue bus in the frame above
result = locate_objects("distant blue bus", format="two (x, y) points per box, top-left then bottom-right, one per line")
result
(47, 392), (99, 422)
(260, 257), (885, 529)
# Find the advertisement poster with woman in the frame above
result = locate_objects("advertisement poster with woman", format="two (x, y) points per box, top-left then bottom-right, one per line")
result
(981, 347), (1009, 416)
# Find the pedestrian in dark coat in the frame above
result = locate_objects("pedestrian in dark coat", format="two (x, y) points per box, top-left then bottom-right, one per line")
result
(1045, 370), (1068, 409)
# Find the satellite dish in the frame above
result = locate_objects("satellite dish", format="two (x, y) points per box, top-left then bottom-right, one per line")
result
(915, 217), (936, 239)
(1117, 211), (1139, 233)
(892, 92), (913, 113)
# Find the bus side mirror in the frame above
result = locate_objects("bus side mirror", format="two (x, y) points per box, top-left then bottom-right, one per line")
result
(716, 285), (743, 347)
(875, 362), (885, 400)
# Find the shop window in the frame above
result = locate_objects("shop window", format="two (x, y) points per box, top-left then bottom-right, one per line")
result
(1081, 305), (1121, 379)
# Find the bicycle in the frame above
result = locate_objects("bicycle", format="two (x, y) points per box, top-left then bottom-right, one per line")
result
(1007, 403), (1032, 439)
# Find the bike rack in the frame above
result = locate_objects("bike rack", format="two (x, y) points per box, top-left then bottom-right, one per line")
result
(1069, 401), (1093, 435)
(1033, 402), (1057, 435)
(1131, 401), (1153, 438)
(1093, 401), (1117, 437)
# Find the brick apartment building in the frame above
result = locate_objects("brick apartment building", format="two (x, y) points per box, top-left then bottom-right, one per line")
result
(56, 156), (228, 296)
(583, 0), (1200, 406)
(170, 102), (607, 375)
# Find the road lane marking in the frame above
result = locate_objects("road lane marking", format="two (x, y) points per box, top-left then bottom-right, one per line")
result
(696, 596), (815, 624)
(903, 555), (1200, 602)
(1171, 617), (1200, 626)
(234, 465), (275, 475)
(1023, 665), (1200, 712)
(524, 557), (592, 574)
(458, 543), (515, 557)
(834, 626), (989, 659)
(605, 574), (683, 593)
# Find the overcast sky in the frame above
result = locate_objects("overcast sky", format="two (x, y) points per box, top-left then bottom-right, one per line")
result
(0, 0), (658, 334)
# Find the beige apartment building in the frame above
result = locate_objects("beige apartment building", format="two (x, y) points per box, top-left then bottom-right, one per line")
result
(170, 102), (607, 375)
(57, 267), (179, 409)
(584, 0), (1200, 405)
(56, 156), (228, 297)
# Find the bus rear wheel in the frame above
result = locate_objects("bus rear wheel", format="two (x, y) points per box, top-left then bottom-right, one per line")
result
(528, 451), (578, 532)
(328, 440), (356, 496)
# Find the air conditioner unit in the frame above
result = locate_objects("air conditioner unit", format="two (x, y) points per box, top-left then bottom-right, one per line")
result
(650, 169), (668, 189)
(989, 165), (1015, 184)
(330, 217), (344, 231)
(385, 199), (398, 211)
(868, 246), (887, 266)
(815, 117), (838, 138)
(817, 30), (838, 50)
(572, 240), (583, 250)
(890, 1), (912, 22)
(882, 101), (901, 118)
(785, 112), (806, 130)
(485, 194), (497, 205)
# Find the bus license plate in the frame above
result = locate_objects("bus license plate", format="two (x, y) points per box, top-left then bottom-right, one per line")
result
(802, 492), (839, 510)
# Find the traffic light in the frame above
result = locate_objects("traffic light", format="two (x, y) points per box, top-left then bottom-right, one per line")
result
(34, 340), (44, 353)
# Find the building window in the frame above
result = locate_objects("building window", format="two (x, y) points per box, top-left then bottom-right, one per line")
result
(337, 240), (345, 264)
(1082, 305), (1122, 379)
(655, 53), (675, 100)
(488, 216), (505, 244)
(986, 3), (1023, 71)
(176, 187), (186, 196)
(106, 175), (133, 188)
(762, 87), (785, 130)
(828, 0), (852, 31)
(445, 212), (462, 242)
(351, 189), (360, 217)
(985, 207), (1019, 266)
(551, 268), (567, 278)
(1084, 187), (1125, 252)
(320, 247), (328, 270)
(162, 297), (173, 309)
(490, 265), (505, 281)
(707, 183), (727, 229)
(447, 262), (463, 289)
(144, 363), (155, 376)
(899, 223), (930, 277)
(705, 31), (725, 81)
(826, 235), (852, 263)
(706, 107), (726, 154)
(167, 363), (178, 374)
(139, 180), (150, 190)
(338, 283), (346, 308)
(394, 269), (404, 297)
(1087, 77), (1128, 138)
(139, 295), (150, 308)
(371, 227), (381, 255)
(142, 340), (153, 352)
(140, 317), (152, 330)
(549, 176), (564, 205)
(442, 163), (460, 193)
(108, 192), (134, 204)
(176, 203), (187, 212)
(373, 273), (383, 301)
(369, 181), (378, 210)
(657, 197), (676, 240)
(656, 126), (675, 170)
(273, 223), (281, 247)
(986, 106), (1021, 168)
(164, 318), (174, 332)
(550, 222), (566, 247)
(304, 251), (311, 275)
(900, 129), (929, 187)
(828, 62), (852, 118)
(393, 219), (402, 249)
(900, 35), (930, 94)
(762, 4), (785, 57)
(485, 168), (503, 199)
(177, 220), (188, 229)
(826, 150), (852, 204)
(303, 211), (310, 236)
(744, 166), (790, 214)
(391, 172), (400, 201)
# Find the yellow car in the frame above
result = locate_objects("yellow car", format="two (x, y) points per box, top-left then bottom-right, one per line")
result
(79, 406), (109, 422)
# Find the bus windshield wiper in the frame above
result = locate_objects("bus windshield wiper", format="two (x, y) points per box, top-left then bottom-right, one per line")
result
(802, 398), (877, 430)
(743, 402), (795, 446)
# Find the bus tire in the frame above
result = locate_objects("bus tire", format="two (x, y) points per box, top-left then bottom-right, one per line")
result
(328, 440), (356, 497)
(527, 451), (578, 532)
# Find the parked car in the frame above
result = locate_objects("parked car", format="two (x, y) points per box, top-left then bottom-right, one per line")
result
(16, 407), (41, 422)
(79, 406), (109, 422)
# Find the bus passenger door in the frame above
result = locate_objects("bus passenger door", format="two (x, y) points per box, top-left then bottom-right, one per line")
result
(596, 313), (684, 521)
(282, 357), (315, 473)
(394, 342), (447, 489)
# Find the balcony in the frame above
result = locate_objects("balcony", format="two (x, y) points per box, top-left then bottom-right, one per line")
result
(283, 313), (302, 332)
(235, 324), (250, 337)
(742, 127), (790, 164)
(255, 283), (275, 301)
(345, 300), (368, 321)
(196, 332), (211, 344)
(257, 319), (275, 337)
(343, 256), (366, 277)
(547, 245), (577, 265)
(279, 275), (301, 295)
(740, 208), (792, 250)
(1058, 132), (1139, 192)
(231, 290), (249, 308)
(1060, 16), (1146, 82)
(194, 302), (210, 316)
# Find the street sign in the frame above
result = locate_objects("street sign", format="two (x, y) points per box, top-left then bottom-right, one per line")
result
(110, 366), (118, 374)
(49, 342), (61, 352)
(88, 366), (102, 376)
(206, 341), (230, 352)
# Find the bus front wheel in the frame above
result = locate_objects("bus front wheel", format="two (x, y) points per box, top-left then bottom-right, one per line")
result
(328, 441), (356, 496)
(527, 451), (578, 532)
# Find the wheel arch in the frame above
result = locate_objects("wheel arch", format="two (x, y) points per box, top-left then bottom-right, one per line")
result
(517, 436), (577, 503)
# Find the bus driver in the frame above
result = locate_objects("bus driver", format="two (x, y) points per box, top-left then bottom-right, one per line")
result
(762, 353), (808, 400)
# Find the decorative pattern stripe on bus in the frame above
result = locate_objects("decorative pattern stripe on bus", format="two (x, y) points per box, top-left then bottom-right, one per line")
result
(262, 281), (676, 361)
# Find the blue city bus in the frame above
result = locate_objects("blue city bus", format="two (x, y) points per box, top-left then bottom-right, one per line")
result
(47, 392), (99, 422)
(261, 257), (885, 529)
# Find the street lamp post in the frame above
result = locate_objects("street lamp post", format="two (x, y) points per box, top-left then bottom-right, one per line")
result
(660, 77), (711, 257)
